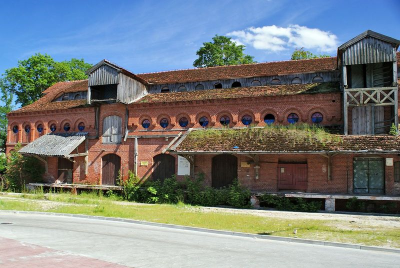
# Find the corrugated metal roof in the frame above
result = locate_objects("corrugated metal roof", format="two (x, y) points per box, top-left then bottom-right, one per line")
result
(19, 132), (88, 157)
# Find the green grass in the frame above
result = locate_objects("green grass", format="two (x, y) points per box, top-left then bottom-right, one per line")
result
(0, 193), (399, 249)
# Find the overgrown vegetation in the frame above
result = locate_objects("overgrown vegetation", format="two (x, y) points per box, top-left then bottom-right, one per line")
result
(345, 197), (398, 214)
(259, 194), (323, 212)
(121, 172), (250, 208)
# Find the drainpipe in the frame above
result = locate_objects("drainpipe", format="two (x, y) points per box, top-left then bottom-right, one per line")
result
(134, 137), (138, 176)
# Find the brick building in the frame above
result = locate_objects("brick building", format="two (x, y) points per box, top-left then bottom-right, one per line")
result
(6, 30), (400, 197)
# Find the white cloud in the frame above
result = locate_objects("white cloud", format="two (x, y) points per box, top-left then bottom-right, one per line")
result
(227, 25), (338, 53)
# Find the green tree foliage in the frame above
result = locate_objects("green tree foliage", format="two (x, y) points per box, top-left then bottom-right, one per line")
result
(193, 35), (255, 68)
(291, 48), (330, 60)
(1, 53), (92, 107)
(0, 80), (13, 151)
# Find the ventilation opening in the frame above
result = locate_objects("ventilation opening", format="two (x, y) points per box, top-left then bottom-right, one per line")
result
(232, 81), (241, 88)
(214, 83), (223, 89)
(91, 84), (117, 102)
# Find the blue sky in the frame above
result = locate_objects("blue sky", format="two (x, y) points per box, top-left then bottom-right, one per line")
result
(0, 0), (399, 76)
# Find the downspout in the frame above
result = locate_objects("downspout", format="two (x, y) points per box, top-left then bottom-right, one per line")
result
(124, 105), (129, 142)
(134, 137), (138, 176)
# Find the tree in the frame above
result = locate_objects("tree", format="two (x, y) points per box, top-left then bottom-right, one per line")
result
(193, 35), (255, 68)
(1, 53), (92, 107)
(291, 48), (330, 60)
(0, 81), (13, 151)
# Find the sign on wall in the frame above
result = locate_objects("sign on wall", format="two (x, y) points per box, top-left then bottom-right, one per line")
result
(178, 156), (190, 176)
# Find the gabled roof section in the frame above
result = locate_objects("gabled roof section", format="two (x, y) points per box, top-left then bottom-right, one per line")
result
(338, 30), (400, 51)
(136, 82), (340, 104)
(19, 132), (88, 157)
(87, 59), (148, 85)
(137, 57), (338, 85)
(173, 128), (400, 154)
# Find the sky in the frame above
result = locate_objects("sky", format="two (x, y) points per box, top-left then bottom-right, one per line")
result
(0, 0), (399, 76)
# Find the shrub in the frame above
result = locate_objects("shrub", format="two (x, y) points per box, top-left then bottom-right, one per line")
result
(259, 194), (322, 212)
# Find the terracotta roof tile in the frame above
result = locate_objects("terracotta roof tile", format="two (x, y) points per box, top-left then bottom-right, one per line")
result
(137, 57), (338, 84)
(137, 82), (340, 104)
(175, 128), (400, 153)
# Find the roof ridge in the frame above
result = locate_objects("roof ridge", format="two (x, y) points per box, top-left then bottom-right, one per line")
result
(137, 56), (337, 75)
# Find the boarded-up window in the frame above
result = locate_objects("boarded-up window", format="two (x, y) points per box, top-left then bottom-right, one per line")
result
(102, 115), (122, 144)
(395, 162), (400, 183)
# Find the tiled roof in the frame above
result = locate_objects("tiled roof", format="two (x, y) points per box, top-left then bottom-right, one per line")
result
(136, 82), (340, 104)
(10, 80), (89, 115)
(19, 132), (88, 157)
(137, 57), (338, 84)
(174, 128), (400, 154)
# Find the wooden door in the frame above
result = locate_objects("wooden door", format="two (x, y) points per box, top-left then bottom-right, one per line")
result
(212, 154), (238, 188)
(102, 154), (121, 185)
(152, 154), (175, 182)
(278, 164), (307, 191)
(353, 158), (384, 194)
(352, 106), (384, 135)
(58, 158), (73, 183)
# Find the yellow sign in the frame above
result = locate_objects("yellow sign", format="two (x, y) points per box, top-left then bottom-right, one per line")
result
(140, 161), (149, 166)
(241, 162), (250, 168)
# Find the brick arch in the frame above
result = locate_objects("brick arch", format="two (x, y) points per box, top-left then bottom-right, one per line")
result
(73, 118), (89, 131)
(238, 109), (256, 126)
(260, 109), (279, 125)
(175, 112), (192, 127)
(216, 111), (234, 127)
(138, 115), (153, 129)
(156, 114), (172, 128)
(282, 108), (305, 124)
(307, 107), (329, 124)
(47, 120), (58, 132)
(34, 120), (45, 137)
(60, 119), (73, 132)
(9, 122), (19, 143)
(195, 112), (212, 127)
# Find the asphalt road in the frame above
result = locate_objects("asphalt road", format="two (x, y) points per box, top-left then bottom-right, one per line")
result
(0, 212), (399, 268)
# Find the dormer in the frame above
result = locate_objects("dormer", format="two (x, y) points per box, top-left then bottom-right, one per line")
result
(87, 60), (148, 104)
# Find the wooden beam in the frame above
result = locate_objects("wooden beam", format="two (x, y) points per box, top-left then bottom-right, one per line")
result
(68, 153), (88, 158)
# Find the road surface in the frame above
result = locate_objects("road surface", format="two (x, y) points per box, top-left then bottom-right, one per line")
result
(0, 211), (398, 267)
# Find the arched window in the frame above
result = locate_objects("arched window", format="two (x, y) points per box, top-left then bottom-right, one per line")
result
(50, 124), (57, 132)
(24, 125), (31, 133)
(62, 94), (69, 101)
(251, 80), (261, 86)
(214, 83), (223, 89)
(63, 123), (71, 132)
(195, 84), (204, 90)
(74, 94), (81, 100)
(271, 79), (281, 85)
(177, 85), (187, 92)
(311, 112), (323, 124)
(160, 118), (169, 128)
(312, 76), (324, 83)
(103, 116), (122, 143)
(264, 114), (275, 125)
(287, 113), (299, 124)
(12, 125), (19, 134)
(219, 116), (230, 126)
(232, 81), (241, 88)
(142, 119), (151, 129)
(161, 87), (170, 93)
(78, 122), (85, 131)
(199, 116), (209, 127)
(37, 124), (44, 133)
(241, 115), (252, 125)
(178, 117), (189, 128)
(291, 77), (302, 84)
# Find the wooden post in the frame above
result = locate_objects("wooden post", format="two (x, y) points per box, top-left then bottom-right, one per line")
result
(134, 137), (138, 176)
(342, 64), (348, 135)
(394, 61), (398, 132)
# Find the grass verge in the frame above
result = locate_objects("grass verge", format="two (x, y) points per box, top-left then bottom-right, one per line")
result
(0, 192), (399, 249)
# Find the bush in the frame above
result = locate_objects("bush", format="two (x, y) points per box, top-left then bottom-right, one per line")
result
(259, 194), (322, 212)
(5, 144), (45, 192)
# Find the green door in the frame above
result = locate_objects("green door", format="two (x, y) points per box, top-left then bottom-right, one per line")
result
(353, 158), (384, 194)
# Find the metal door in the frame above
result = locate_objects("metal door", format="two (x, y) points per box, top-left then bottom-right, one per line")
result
(58, 158), (73, 183)
(102, 154), (121, 185)
(212, 154), (238, 188)
(353, 158), (384, 194)
(152, 154), (175, 183)
(278, 164), (308, 191)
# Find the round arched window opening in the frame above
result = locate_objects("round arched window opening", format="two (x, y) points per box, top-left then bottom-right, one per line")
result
(287, 113), (299, 124)
(251, 80), (261, 86)
(214, 83), (222, 89)
(177, 85), (187, 92)
(161, 87), (169, 93)
(199, 116), (209, 127)
(232, 81), (241, 88)
(50, 124), (57, 132)
(62, 94), (69, 101)
(195, 84), (204, 90)
(264, 114), (275, 125)
(291, 77), (302, 85)
(74, 94), (81, 100)
(37, 124), (44, 133)
(24, 125), (31, 133)
(142, 119), (151, 129)
(241, 115), (253, 126)
(311, 112), (323, 124)
(178, 117), (189, 128)
(220, 115), (230, 126)
(63, 123), (71, 132)
(160, 118), (169, 128)
(312, 76), (324, 83)
(12, 125), (18, 134)
(271, 79), (281, 85)
(78, 122), (85, 131)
